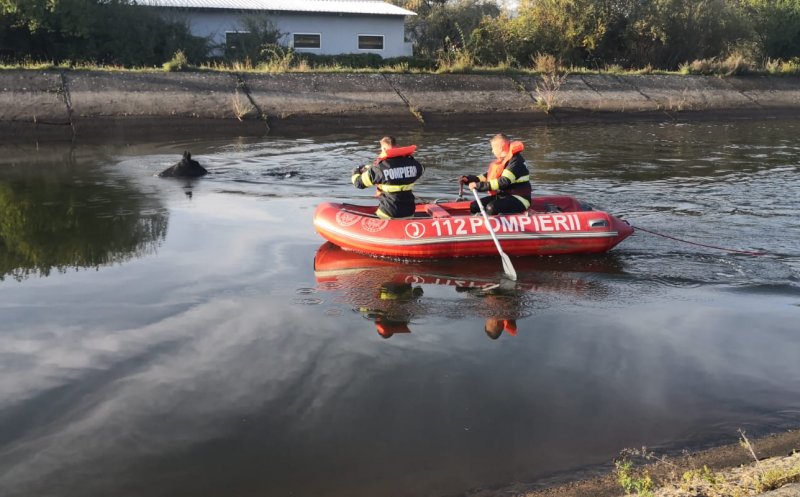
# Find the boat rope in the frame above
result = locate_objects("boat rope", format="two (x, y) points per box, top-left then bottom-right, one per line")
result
(631, 225), (768, 256)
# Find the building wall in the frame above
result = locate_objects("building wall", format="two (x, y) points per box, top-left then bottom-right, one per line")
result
(162, 10), (412, 58)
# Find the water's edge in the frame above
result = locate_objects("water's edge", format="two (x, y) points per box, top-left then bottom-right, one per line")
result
(2, 70), (800, 138)
(500, 428), (800, 497)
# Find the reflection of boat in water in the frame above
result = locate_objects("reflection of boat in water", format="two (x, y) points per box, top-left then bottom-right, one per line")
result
(313, 242), (624, 338)
(314, 242), (624, 291)
(313, 195), (633, 258)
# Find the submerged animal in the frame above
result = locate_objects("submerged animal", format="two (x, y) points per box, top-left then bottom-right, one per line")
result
(158, 151), (208, 178)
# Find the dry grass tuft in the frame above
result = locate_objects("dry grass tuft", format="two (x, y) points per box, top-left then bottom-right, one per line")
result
(532, 53), (568, 113)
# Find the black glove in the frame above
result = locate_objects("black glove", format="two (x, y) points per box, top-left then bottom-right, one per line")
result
(352, 166), (364, 175)
(460, 175), (479, 184)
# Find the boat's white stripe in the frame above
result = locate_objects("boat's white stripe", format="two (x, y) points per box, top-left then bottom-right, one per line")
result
(314, 218), (619, 246)
(314, 268), (367, 278)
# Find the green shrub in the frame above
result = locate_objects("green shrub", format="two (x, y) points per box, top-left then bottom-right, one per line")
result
(769, 57), (800, 75)
(615, 458), (654, 497)
(162, 50), (189, 72)
(223, 15), (282, 63)
(680, 54), (756, 75)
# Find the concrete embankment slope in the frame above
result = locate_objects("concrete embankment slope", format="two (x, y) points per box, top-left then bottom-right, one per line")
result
(1, 70), (799, 138)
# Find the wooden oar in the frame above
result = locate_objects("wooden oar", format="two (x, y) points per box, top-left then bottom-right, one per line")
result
(470, 187), (517, 281)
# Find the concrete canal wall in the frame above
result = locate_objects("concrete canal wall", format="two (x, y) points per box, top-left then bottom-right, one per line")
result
(1, 70), (799, 138)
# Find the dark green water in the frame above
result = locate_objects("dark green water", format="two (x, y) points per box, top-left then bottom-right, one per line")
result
(1, 120), (798, 497)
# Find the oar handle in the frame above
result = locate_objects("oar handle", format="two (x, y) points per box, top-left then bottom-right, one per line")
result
(471, 187), (517, 281)
(472, 187), (504, 252)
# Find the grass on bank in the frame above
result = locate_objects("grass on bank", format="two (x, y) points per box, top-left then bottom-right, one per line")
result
(4, 49), (800, 77)
(0, 59), (162, 73)
(614, 431), (800, 497)
(678, 54), (800, 76)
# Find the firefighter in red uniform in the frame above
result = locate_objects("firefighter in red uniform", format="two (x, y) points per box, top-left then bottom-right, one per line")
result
(460, 133), (531, 215)
(352, 136), (425, 219)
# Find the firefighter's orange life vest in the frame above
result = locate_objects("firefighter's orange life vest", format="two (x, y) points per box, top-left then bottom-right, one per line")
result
(372, 145), (418, 196)
(486, 141), (524, 195)
(375, 320), (412, 338)
(376, 145), (417, 163)
(503, 319), (518, 336)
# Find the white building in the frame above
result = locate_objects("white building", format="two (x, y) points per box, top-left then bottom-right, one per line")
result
(138, 0), (416, 58)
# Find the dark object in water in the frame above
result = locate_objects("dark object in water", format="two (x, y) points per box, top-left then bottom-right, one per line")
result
(265, 170), (298, 179)
(158, 151), (208, 178)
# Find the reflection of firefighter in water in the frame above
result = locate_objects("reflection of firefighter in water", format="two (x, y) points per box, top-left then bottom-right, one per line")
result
(456, 282), (523, 340)
(484, 316), (517, 340)
(358, 281), (423, 338)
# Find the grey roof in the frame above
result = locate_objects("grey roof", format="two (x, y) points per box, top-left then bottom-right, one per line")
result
(137, 0), (416, 16)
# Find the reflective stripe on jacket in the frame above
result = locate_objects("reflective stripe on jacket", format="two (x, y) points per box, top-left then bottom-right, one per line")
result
(352, 145), (424, 219)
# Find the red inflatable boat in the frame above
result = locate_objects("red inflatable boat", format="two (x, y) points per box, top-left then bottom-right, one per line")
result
(313, 195), (633, 258)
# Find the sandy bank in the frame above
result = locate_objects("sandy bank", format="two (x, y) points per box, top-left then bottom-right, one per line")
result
(1, 70), (799, 139)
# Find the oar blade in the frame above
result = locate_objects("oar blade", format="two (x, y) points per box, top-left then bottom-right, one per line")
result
(470, 187), (518, 280)
(500, 253), (517, 281)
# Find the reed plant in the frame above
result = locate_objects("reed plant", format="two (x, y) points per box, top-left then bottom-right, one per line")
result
(532, 53), (568, 113)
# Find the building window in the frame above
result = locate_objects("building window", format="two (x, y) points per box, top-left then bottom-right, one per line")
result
(293, 33), (321, 49)
(358, 35), (384, 50)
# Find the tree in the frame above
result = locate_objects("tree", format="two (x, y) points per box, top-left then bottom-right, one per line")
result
(471, 0), (640, 67)
(623, 0), (747, 69)
(737, 0), (800, 61)
(0, 0), (207, 66)
(441, 0), (755, 70)
(0, 0), (50, 31)
(393, 0), (501, 57)
(224, 15), (284, 62)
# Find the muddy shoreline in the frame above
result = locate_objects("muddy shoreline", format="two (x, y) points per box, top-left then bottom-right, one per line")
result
(1, 70), (800, 139)
(469, 428), (800, 497)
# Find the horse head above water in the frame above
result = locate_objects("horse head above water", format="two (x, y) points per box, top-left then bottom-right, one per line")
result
(158, 151), (208, 178)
